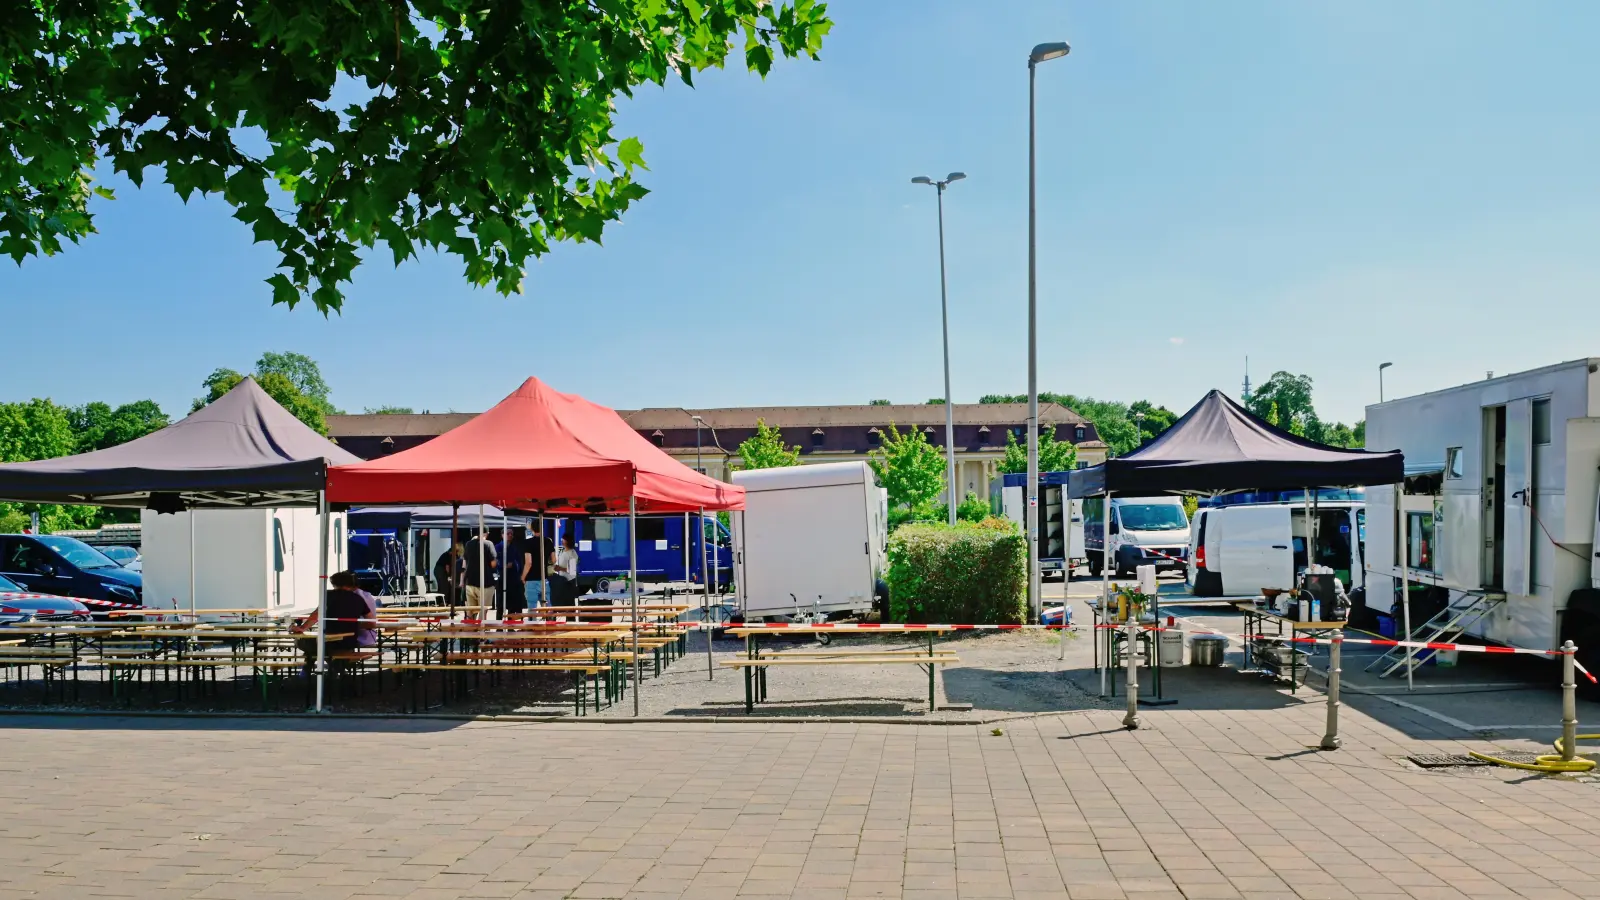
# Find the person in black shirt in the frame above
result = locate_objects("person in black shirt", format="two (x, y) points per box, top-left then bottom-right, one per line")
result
(463, 531), (498, 616)
(433, 543), (462, 605)
(293, 570), (378, 673)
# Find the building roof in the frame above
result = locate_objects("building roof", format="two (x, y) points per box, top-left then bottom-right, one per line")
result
(624, 403), (1087, 430)
(326, 412), (476, 437)
(329, 402), (1087, 441)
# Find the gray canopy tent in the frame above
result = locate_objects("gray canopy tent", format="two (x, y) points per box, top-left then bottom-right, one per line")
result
(0, 377), (360, 710)
(1066, 390), (1407, 729)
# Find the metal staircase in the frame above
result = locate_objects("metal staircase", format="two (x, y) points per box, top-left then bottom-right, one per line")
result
(1365, 590), (1505, 678)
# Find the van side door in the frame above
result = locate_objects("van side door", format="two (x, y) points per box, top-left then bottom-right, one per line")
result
(1219, 506), (1294, 594)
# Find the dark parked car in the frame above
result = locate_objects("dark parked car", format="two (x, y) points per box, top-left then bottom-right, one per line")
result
(0, 534), (143, 606)
(0, 574), (91, 624)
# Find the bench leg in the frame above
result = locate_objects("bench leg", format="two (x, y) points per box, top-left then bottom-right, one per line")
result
(594, 670), (602, 712)
(743, 665), (752, 714)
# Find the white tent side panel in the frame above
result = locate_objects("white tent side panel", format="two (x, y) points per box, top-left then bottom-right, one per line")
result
(142, 508), (345, 614)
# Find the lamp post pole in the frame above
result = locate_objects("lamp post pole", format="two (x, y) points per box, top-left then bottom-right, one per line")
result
(911, 172), (966, 525)
(1027, 40), (1070, 619)
(1379, 362), (1393, 403)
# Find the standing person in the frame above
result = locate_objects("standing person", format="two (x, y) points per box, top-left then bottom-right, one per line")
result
(550, 531), (580, 609)
(502, 526), (528, 617)
(463, 530), (498, 617)
(433, 543), (462, 605)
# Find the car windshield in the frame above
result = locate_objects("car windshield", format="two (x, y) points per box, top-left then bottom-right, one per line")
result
(1118, 504), (1188, 531)
(34, 536), (120, 570)
(0, 573), (21, 591)
(103, 546), (138, 565)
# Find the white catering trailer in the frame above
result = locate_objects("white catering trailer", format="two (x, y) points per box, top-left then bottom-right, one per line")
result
(1365, 359), (1600, 675)
(142, 508), (347, 614)
(731, 461), (888, 620)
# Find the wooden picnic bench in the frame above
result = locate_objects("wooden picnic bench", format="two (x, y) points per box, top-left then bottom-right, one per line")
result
(723, 626), (960, 713)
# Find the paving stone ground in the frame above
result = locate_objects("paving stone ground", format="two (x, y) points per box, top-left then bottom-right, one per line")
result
(2, 702), (1598, 900)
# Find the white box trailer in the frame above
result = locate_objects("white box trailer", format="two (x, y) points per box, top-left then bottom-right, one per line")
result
(731, 461), (888, 620)
(1365, 359), (1600, 666)
(141, 508), (347, 614)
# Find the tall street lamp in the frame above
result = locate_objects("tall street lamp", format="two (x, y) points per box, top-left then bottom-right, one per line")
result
(911, 171), (966, 525)
(1027, 40), (1069, 619)
(1378, 362), (1393, 403)
(692, 415), (705, 473)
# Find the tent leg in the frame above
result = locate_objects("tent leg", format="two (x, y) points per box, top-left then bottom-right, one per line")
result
(630, 496), (641, 716)
(1100, 492), (1113, 698)
(315, 489), (329, 713)
(450, 504), (460, 619)
(1398, 483), (1413, 690)
(188, 507), (197, 619)
(477, 503), (486, 619)
(701, 508), (713, 681)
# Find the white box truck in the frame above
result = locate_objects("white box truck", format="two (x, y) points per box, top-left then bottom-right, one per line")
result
(142, 508), (347, 614)
(731, 461), (888, 621)
(1365, 359), (1600, 677)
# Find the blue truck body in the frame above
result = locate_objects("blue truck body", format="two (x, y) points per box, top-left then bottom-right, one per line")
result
(561, 514), (733, 591)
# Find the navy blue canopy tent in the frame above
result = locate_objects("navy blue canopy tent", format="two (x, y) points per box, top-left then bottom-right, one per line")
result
(1068, 390), (1403, 498)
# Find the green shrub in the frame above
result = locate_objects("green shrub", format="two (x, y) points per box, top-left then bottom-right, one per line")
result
(886, 517), (1027, 624)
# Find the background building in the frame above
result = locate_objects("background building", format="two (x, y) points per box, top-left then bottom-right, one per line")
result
(327, 402), (1104, 506)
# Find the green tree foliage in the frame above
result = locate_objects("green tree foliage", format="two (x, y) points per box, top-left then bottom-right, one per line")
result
(1246, 371), (1362, 447)
(886, 518), (1026, 625)
(0, 399), (99, 531)
(933, 491), (992, 525)
(979, 392), (1141, 457)
(925, 398), (945, 404)
(737, 419), (800, 470)
(363, 406), (414, 415)
(256, 351), (339, 415)
(1128, 399), (1178, 446)
(67, 399), (168, 453)
(869, 423), (946, 515)
(996, 427), (1076, 475)
(3, 1), (832, 312)
(868, 399), (892, 406)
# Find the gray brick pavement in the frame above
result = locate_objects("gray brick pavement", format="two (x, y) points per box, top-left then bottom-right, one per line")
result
(0, 707), (1597, 899)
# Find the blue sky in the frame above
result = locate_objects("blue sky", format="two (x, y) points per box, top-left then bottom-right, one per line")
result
(5, 1), (1597, 428)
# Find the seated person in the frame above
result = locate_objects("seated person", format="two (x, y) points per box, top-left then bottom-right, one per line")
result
(293, 570), (379, 671)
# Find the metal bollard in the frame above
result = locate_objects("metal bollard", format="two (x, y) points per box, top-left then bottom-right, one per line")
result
(1123, 619), (1140, 729)
(1320, 631), (1342, 751)
(1561, 640), (1578, 762)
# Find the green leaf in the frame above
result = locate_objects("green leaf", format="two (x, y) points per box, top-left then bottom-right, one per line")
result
(266, 273), (300, 307)
(616, 136), (647, 171)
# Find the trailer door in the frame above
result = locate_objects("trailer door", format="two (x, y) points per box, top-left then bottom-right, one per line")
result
(1503, 398), (1534, 596)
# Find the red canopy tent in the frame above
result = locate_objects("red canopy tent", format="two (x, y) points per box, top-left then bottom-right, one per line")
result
(326, 377), (743, 513)
(326, 378), (742, 715)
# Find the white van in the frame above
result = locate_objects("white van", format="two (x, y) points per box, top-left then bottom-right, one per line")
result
(1187, 501), (1365, 597)
(1083, 496), (1190, 577)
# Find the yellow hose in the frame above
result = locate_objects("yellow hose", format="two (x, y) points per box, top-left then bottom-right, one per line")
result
(1468, 735), (1600, 773)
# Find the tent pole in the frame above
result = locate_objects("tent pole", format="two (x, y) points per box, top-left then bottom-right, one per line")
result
(477, 503), (485, 619)
(538, 511), (547, 618)
(1100, 492), (1112, 698)
(701, 507), (712, 681)
(1398, 482), (1413, 690)
(187, 507), (196, 619)
(501, 508), (508, 619)
(315, 489), (329, 713)
(630, 496), (641, 716)
(450, 504), (459, 619)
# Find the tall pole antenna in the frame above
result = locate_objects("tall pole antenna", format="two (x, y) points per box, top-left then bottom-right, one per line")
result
(1242, 356), (1252, 403)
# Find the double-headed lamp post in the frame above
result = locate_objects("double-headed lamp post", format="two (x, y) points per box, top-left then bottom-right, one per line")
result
(911, 172), (966, 525)
(1027, 40), (1069, 618)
